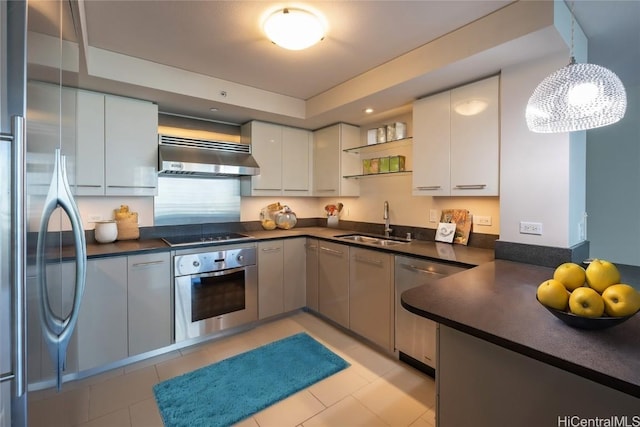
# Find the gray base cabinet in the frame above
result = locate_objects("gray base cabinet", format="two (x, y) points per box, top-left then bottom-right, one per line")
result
(437, 325), (640, 427)
(283, 238), (306, 311)
(258, 241), (285, 319)
(78, 257), (128, 371)
(127, 252), (171, 356)
(318, 241), (350, 328)
(258, 238), (307, 319)
(305, 239), (319, 311)
(349, 247), (394, 351)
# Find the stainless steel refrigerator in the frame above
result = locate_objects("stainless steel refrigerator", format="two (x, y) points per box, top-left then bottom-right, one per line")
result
(1, 1), (86, 425)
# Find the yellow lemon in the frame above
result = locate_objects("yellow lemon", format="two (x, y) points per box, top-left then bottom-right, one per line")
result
(585, 259), (620, 293)
(569, 287), (605, 318)
(536, 279), (569, 311)
(602, 284), (640, 317)
(553, 262), (586, 291)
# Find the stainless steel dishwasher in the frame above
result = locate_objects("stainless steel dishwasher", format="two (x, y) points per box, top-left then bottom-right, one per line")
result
(395, 255), (467, 375)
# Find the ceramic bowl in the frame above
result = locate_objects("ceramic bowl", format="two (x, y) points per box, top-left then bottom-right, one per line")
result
(536, 296), (638, 330)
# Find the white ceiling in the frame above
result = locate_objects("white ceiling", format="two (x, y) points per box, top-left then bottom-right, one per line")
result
(27, 0), (640, 130)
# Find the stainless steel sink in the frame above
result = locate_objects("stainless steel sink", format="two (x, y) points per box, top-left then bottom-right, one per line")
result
(336, 234), (409, 246)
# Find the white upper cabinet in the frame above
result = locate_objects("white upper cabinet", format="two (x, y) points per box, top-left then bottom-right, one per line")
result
(313, 123), (360, 197)
(282, 127), (312, 195)
(104, 95), (158, 196)
(75, 90), (105, 195)
(241, 121), (312, 196)
(75, 90), (158, 196)
(413, 75), (499, 196)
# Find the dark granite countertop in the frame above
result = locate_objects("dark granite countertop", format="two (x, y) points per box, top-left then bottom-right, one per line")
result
(62, 226), (495, 267)
(401, 259), (640, 398)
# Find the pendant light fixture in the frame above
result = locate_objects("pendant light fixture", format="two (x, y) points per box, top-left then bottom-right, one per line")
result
(263, 7), (325, 51)
(525, 2), (626, 133)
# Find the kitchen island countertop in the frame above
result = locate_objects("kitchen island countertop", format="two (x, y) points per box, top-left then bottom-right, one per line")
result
(401, 259), (640, 398)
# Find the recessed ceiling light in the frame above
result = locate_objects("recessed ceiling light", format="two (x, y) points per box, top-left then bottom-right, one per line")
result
(364, 108), (374, 114)
(263, 7), (326, 50)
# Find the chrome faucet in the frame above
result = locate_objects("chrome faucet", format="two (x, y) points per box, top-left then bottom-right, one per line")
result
(383, 201), (392, 237)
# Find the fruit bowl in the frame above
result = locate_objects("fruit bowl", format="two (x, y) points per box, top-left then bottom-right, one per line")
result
(536, 296), (639, 330)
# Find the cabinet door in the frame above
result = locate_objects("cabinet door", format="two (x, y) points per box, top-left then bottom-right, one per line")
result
(318, 241), (349, 328)
(282, 127), (312, 196)
(412, 91), (451, 196)
(349, 248), (393, 351)
(128, 252), (171, 356)
(248, 121), (283, 195)
(305, 239), (319, 311)
(258, 240), (284, 319)
(104, 95), (158, 196)
(75, 90), (105, 195)
(450, 75), (500, 196)
(313, 126), (340, 197)
(77, 257), (128, 371)
(283, 238), (306, 311)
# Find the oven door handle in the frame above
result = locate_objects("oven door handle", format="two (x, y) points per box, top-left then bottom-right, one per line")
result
(190, 266), (247, 280)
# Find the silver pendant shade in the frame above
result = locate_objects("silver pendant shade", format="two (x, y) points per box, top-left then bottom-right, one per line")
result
(526, 57), (627, 133)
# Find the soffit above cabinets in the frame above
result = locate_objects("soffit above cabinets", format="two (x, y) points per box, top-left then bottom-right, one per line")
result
(26, 1), (639, 130)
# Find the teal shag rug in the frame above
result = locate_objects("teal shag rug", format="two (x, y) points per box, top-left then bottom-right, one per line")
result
(153, 332), (350, 427)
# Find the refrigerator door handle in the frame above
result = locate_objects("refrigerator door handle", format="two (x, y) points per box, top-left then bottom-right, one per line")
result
(8, 116), (26, 398)
(36, 148), (87, 390)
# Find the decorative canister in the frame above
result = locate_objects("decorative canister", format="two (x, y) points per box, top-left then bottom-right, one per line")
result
(275, 205), (297, 230)
(94, 220), (118, 243)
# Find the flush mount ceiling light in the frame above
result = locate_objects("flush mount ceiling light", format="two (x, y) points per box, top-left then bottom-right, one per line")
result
(263, 8), (325, 50)
(526, 3), (626, 133)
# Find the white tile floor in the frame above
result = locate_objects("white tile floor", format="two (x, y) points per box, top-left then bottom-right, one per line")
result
(28, 312), (436, 427)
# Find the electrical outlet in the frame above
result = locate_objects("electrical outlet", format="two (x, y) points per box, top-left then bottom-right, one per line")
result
(475, 215), (492, 226)
(89, 215), (102, 222)
(520, 221), (543, 235)
(429, 209), (439, 223)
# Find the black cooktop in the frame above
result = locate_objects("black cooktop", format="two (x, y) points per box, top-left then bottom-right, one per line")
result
(162, 232), (254, 247)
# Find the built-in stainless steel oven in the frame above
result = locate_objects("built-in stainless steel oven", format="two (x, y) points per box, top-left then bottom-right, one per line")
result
(172, 242), (257, 342)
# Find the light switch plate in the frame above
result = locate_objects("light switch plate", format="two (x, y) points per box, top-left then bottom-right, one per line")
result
(475, 215), (492, 226)
(429, 209), (439, 223)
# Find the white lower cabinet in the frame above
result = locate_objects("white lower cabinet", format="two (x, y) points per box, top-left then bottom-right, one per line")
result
(127, 252), (172, 356)
(318, 241), (350, 328)
(349, 247), (394, 351)
(77, 257), (128, 371)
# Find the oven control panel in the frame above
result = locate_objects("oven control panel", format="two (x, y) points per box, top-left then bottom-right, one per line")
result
(174, 247), (257, 276)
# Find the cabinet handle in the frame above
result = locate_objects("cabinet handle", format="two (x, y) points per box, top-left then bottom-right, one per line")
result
(284, 189), (306, 192)
(305, 244), (318, 250)
(261, 246), (282, 252)
(107, 185), (156, 189)
(415, 186), (441, 190)
(453, 184), (486, 189)
(316, 189), (336, 192)
(354, 255), (383, 266)
(320, 246), (343, 256)
(131, 260), (165, 268)
(254, 188), (281, 191)
(399, 263), (445, 277)
(76, 185), (102, 188)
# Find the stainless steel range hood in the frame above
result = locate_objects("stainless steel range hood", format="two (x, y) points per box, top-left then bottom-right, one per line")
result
(157, 114), (260, 177)
(158, 135), (260, 177)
